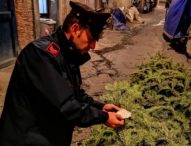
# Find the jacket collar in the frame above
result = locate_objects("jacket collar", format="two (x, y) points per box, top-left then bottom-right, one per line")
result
(52, 26), (90, 66)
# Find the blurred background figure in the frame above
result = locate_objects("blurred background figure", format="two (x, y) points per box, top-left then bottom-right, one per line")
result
(163, 0), (191, 56)
(111, 2), (129, 31)
(165, 0), (172, 9)
(125, 4), (144, 23)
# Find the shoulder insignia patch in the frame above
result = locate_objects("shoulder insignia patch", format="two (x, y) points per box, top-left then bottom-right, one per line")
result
(45, 42), (60, 57)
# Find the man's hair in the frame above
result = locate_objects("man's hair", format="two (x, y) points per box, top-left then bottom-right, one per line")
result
(62, 12), (86, 32)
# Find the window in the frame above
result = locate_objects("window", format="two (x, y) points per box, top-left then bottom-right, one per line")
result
(39, 0), (49, 17)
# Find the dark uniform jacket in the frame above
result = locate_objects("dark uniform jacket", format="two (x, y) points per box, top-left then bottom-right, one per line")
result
(0, 27), (108, 146)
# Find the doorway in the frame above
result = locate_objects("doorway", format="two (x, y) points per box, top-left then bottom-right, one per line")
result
(0, 0), (18, 68)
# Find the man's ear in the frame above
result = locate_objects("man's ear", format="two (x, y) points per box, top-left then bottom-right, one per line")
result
(70, 23), (81, 37)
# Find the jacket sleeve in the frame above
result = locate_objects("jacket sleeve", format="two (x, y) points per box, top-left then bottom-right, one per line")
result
(19, 44), (108, 127)
(79, 89), (106, 110)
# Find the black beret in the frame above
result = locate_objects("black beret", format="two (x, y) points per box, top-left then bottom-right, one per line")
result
(69, 1), (110, 40)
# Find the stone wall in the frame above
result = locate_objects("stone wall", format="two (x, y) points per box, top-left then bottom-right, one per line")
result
(57, 0), (70, 26)
(15, 0), (35, 49)
(58, 0), (95, 26)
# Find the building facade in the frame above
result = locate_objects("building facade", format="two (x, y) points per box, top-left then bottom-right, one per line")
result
(0, 0), (133, 67)
(14, 0), (104, 49)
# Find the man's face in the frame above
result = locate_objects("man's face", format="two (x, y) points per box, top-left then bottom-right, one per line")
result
(71, 24), (96, 54)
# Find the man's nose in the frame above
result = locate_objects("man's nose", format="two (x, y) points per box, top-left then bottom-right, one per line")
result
(90, 40), (96, 49)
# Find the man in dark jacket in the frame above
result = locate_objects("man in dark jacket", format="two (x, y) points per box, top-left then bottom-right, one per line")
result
(0, 1), (124, 146)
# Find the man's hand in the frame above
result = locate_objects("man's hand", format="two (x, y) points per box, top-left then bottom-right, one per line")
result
(105, 112), (125, 128)
(103, 104), (121, 112)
